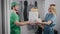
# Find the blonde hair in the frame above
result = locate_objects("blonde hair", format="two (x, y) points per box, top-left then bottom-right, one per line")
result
(50, 4), (56, 6)
(49, 4), (56, 14)
(52, 7), (56, 14)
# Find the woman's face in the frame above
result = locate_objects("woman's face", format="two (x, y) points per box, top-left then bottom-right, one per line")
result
(48, 8), (52, 13)
(48, 6), (55, 13)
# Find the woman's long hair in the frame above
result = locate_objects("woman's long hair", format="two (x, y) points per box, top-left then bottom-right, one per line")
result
(51, 6), (56, 14)
(49, 4), (56, 15)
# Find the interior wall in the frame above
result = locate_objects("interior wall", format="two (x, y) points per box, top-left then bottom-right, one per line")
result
(55, 0), (60, 34)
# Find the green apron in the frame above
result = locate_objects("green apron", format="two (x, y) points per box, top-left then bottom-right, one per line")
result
(10, 11), (21, 34)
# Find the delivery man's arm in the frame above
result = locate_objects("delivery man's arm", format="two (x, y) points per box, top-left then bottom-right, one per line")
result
(15, 20), (30, 26)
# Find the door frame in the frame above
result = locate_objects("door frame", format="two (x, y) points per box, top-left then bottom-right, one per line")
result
(2, 0), (12, 34)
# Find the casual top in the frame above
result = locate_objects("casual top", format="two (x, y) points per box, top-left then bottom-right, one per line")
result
(43, 13), (56, 34)
(10, 11), (21, 34)
(44, 13), (56, 27)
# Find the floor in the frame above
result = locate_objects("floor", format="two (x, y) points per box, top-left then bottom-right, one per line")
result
(21, 25), (35, 34)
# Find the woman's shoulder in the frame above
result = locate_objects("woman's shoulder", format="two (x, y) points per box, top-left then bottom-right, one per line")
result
(46, 12), (50, 15)
(46, 12), (49, 14)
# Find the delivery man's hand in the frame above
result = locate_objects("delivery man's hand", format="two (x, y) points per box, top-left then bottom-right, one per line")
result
(25, 21), (31, 25)
(26, 21), (36, 25)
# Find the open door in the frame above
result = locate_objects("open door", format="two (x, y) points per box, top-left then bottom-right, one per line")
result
(0, 0), (2, 34)
(1, 0), (12, 34)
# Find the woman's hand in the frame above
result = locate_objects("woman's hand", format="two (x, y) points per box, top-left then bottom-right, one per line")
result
(26, 21), (37, 25)
(35, 20), (44, 24)
(38, 24), (44, 29)
(35, 19), (42, 25)
(25, 21), (35, 25)
(35, 20), (44, 29)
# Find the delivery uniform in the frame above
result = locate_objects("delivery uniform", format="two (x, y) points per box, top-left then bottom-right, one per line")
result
(10, 11), (21, 34)
(10, 2), (21, 34)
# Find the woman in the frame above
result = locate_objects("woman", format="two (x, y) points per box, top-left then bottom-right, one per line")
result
(37, 4), (56, 34)
(10, 2), (30, 34)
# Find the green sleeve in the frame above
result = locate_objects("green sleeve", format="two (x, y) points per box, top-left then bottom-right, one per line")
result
(10, 12), (19, 28)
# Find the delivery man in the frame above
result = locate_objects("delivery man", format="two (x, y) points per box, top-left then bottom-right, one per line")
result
(10, 2), (30, 34)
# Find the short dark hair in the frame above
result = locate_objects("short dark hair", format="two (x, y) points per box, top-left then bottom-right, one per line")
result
(50, 4), (56, 6)
(11, 5), (15, 10)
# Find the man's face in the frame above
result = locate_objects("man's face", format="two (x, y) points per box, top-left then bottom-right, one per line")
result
(14, 5), (19, 11)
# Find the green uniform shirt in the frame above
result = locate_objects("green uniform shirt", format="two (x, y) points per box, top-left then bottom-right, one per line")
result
(10, 11), (21, 34)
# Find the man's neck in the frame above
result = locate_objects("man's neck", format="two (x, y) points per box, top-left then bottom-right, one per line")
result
(12, 10), (16, 13)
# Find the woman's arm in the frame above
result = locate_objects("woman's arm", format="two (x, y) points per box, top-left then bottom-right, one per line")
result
(36, 19), (52, 25)
(42, 15), (56, 25)
(41, 20), (52, 25)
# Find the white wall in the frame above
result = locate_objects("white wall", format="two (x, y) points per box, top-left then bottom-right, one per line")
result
(38, 0), (45, 19)
(55, 0), (60, 34)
